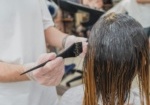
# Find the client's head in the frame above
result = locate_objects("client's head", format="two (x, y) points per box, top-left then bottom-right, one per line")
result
(83, 13), (149, 105)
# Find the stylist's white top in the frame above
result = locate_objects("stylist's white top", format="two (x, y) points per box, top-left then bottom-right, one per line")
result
(106, 0), (150, 28)
(59, 85), (141, 105)
(0, 0), (57, 105)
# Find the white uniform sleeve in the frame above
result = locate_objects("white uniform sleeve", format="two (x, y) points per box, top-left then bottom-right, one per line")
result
(59, 85), (84, 105)
(40, 0), (54, 30)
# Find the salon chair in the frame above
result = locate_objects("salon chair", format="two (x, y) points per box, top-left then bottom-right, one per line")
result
(58, 0), (104, 87)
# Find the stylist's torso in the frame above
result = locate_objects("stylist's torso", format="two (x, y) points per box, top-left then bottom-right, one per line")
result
(0, 0), (58, 105)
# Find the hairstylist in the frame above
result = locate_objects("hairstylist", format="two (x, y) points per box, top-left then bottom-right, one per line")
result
(0, 0), (87, 105)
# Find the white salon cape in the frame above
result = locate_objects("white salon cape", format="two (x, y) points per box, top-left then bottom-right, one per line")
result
(59, 85), (141, 105)
(106, 0), (150, 28)
(0, 0), (58, 105)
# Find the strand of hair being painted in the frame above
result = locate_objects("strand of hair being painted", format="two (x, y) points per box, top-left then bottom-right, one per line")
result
(138, 42), (149, 105)
(83, 48), (97, 105)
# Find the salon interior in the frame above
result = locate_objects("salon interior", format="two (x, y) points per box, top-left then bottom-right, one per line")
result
(47, 0), (150, 98)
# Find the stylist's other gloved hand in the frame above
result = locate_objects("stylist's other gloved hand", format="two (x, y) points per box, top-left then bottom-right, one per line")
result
(24, 53), (64, 86)
(63, 35), (88, 57)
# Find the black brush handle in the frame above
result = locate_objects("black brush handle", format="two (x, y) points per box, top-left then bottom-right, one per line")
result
(20, 53), (66, 75)
(20, 51), (69, 75)
(20, 42), (82, 75)
(20, 60), (50, 75)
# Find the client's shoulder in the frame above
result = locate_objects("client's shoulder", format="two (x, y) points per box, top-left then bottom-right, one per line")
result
(59, 85), (84, 105)
(125, 88), (141, 105)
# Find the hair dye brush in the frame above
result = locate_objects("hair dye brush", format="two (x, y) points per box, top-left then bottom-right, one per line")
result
(20, 42), (82, 75)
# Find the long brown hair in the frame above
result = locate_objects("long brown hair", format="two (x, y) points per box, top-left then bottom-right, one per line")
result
(83, 13), (149, 105)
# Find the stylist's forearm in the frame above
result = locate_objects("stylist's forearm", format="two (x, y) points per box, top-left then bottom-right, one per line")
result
(45, 26), (68, 48)
(0, 62), (29, 82)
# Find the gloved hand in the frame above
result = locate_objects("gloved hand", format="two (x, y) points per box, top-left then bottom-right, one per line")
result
(24, 53), (64, 86)
(63, 35), (88, 57)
